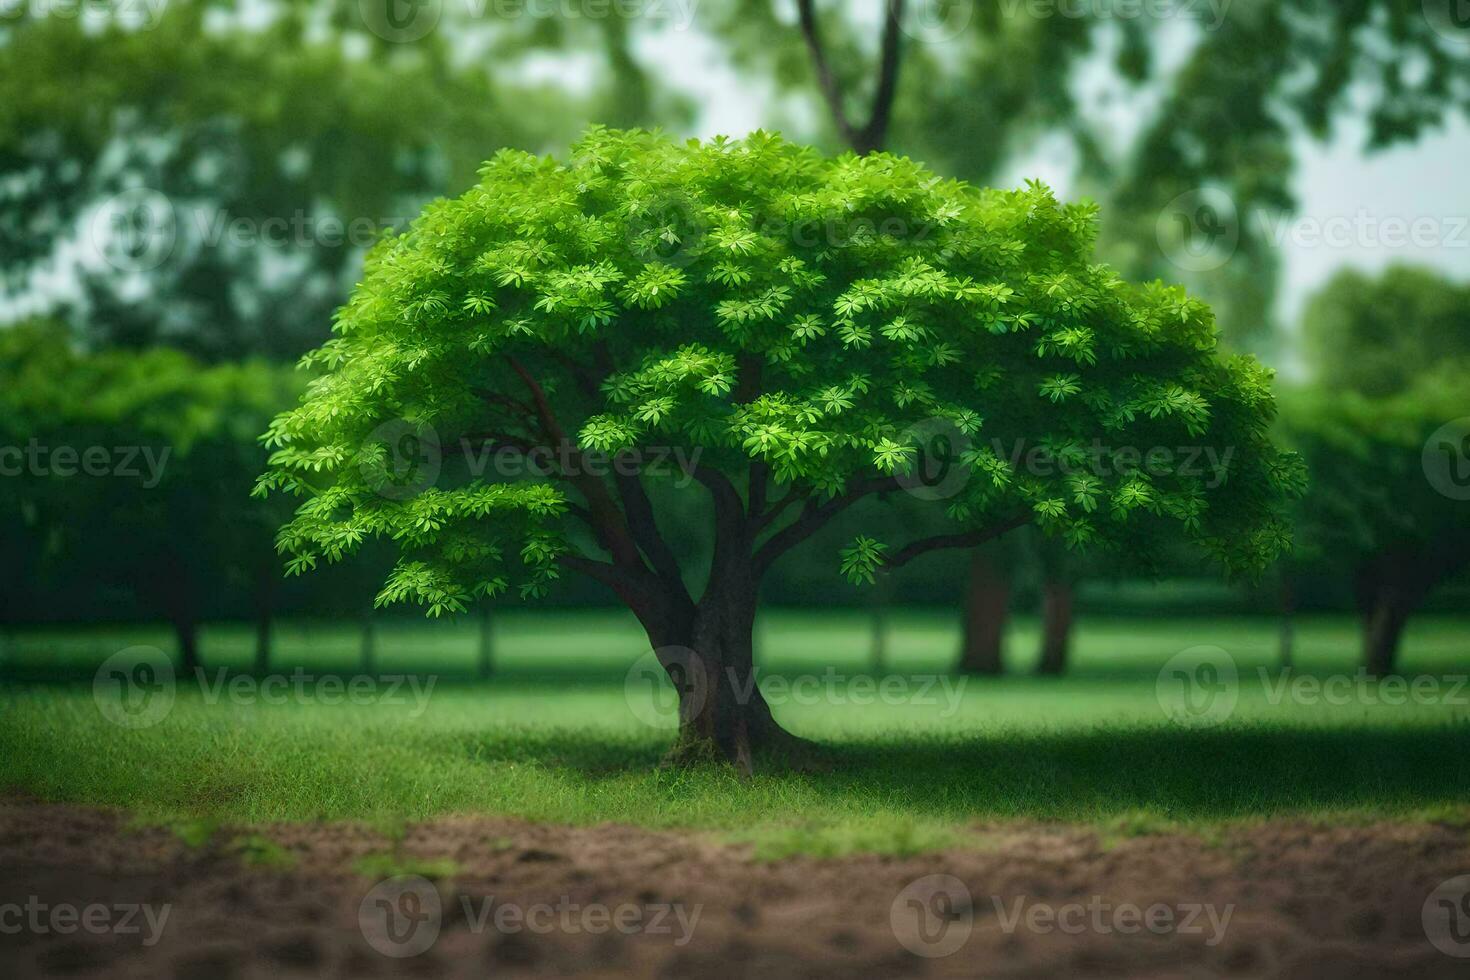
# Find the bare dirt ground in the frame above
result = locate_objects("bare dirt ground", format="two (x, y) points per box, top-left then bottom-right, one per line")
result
(3, 796), (1470, 979)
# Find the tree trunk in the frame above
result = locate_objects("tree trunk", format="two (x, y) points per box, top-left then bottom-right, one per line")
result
(958, 551), (1008, 675)
(361, 608), (376, 676)
(1036, 579), (1073, 675)
(477, 604), (494, 679)
(869, 570), (894, 672)
(253, 573), (275, 676)
(1362, 592), (1411, 677)
(654, 581), (807, 775)
(1278, 577), (1295, 670)
(173, 615), (201, 676)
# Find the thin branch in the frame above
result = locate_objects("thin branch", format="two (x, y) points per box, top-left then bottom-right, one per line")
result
(753, 475), (901, 571)
(882, 514), (1031, 570)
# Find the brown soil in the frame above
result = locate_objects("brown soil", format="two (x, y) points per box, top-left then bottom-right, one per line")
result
(2, 797), (1469, 979)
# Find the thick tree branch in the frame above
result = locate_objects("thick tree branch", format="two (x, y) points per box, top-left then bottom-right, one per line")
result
(882, 514), (1031, 570)
(613, 467), (689, 598)
(796, 0), (908, 155)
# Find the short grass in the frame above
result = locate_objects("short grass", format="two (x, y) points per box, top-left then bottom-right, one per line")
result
(2, 610), (1469, 857)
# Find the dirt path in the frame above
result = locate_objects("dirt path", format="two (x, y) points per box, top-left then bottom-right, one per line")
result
(3, 798), (1470, 978)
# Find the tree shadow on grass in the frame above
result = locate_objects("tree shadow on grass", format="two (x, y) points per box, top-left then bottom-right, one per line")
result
(444, 723), (1470, 823)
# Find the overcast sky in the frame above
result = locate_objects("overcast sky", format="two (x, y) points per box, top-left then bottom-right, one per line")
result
(639, 22), (1470, 337)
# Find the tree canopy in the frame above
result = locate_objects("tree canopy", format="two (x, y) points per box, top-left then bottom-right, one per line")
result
(258, 127), (1303, 623)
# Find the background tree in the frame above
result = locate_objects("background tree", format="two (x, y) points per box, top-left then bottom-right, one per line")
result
(1282, 267), (1470, 675)
(0, 324), (298, 671)
(257, 129), (1302, 770)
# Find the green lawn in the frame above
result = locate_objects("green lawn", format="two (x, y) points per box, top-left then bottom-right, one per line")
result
(2, 611), (1469, 857)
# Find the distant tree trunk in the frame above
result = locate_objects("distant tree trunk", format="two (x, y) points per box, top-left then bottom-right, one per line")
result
(173, 614), (201, 676)
(1278, 576), (1296, 669)
(869, 570), (894, 672)
(253, 570), (275, 676)
(1036, 579), (1073, 675)
(361, 607), (377, 676)
(477, 604), (495, 679)
(1353, 550), (1466, 677)
(958, 551), (1008, 675)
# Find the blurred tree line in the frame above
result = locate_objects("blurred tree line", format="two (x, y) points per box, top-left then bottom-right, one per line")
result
(1, 0), (1467, 675)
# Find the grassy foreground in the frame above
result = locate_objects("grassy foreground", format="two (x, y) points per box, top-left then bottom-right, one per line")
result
(3, 611), (1469, 857)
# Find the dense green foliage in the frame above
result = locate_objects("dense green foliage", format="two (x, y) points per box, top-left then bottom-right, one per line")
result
(258, 128), (1302, 616)
(0, 325), (298, 635)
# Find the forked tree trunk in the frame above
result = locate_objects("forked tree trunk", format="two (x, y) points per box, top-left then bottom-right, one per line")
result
(1036, 580), (1073, 675)
(958, 551), (1008, 674)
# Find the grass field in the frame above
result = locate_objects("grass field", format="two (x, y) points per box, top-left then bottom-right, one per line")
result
(3, 610), (1469, 857)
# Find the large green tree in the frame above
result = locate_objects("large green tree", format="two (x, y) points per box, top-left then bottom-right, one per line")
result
(258, 129), (1301, 768)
